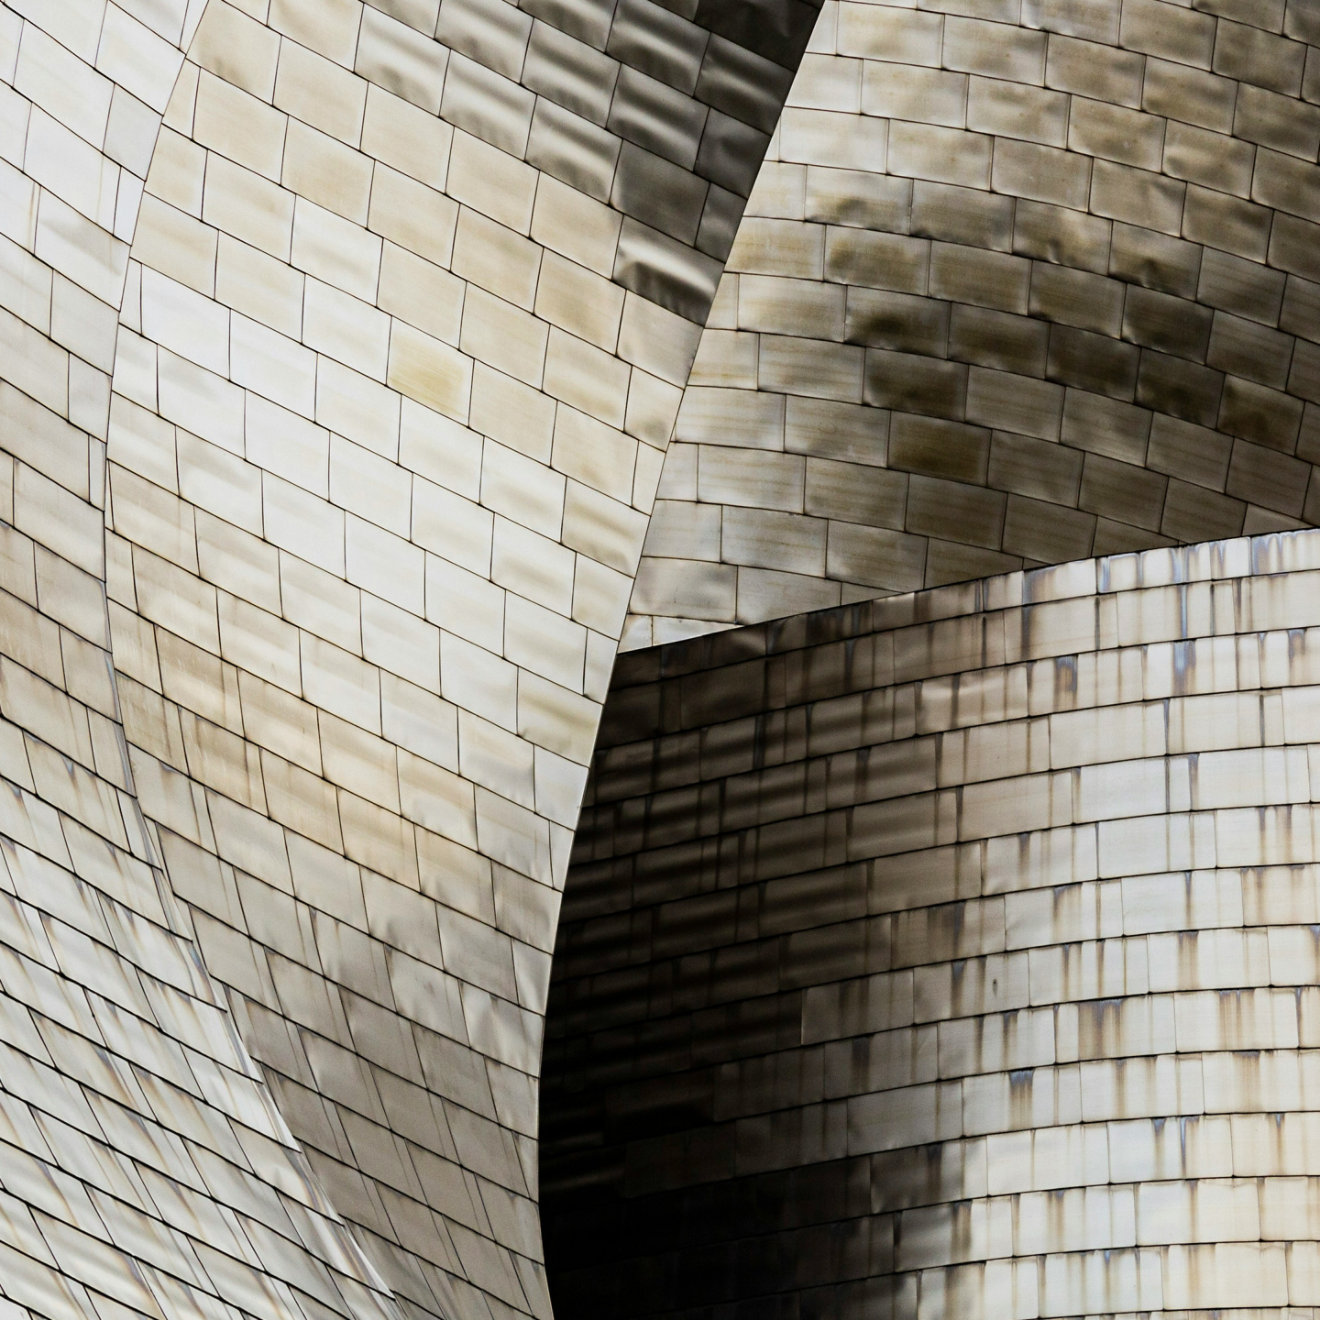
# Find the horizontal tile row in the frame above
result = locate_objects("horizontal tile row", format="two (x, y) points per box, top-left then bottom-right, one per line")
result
(0, 0), (820, 1314)
(629, 0), (1320, 647)
(546, 529), (1320, 1317)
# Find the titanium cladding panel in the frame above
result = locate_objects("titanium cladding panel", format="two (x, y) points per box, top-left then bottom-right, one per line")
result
(549, 530), (1320, 1318)
(6, 0), (1320, 1317)
(628, 0), (1320, 648)
(0, 0), (818, 1314)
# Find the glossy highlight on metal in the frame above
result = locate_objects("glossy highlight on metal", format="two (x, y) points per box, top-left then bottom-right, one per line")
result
(0, 0), (818, 1312)
(4, 0), (1320, 1316)
(629, 0), (1320, 649)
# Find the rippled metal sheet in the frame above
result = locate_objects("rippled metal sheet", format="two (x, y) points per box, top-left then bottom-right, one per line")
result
(14, 0), (1320, 1315)
(629, 0), (1320, 648)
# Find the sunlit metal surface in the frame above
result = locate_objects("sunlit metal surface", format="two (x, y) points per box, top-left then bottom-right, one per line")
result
(0, 0), (818, 1313)
(7, 0), (1320, 1316)
(628, 0), (1320, 648)
(549, 529), (1320, 1317)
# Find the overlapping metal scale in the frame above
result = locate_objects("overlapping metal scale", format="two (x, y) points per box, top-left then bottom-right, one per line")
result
(550, 530), (1320, 1318)
(8, 0), (1320, 1317)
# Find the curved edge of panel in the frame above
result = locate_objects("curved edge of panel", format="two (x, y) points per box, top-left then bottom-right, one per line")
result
(0, 2), (418, 1316)
(626, 0), (1320, 649)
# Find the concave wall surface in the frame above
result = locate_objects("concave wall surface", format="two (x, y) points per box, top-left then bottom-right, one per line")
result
(547, 530), (1320, 1318)
(0, 0), (819, 1314)
(627, 0), (1320, 646)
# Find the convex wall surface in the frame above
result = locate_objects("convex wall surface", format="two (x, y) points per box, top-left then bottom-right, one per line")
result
(548, 530), (1320, 1318)
(10, 0), (1320, 1316)
(628, 0), (1320, 645)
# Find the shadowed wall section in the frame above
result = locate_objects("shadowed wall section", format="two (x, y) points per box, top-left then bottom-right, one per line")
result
(627, 0), (1320, 646)
(548, 531), (1320, 1318)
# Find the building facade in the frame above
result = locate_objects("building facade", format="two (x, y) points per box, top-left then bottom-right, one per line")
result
(628, 0), (1320, 645)
(549, 533), (1320, 1316)
(2, 0), (1320, 1316)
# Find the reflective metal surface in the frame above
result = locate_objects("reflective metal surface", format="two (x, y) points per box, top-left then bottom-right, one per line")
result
(629, 0), (1320, 648)
(549, 529), (1320, 1318)
(8, 0), (1320, 1316)
(0, 0), (817, 1312)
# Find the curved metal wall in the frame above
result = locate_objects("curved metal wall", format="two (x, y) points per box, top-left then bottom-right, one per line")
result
(0, 6), (404, 1318)
(627, 0), (1320, 646)
(7, 0), (1320, 1316)
(107, 0), (825, 1312)
(0, 0), (818, 1314)
(549, 529), (1320, 1317)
